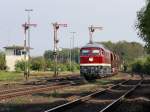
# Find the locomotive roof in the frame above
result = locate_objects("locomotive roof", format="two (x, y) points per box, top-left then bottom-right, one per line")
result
(81, 43), (111, 52)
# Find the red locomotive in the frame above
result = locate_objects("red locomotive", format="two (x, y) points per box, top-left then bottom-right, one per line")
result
(80, 25), (119, 80)
(80, 42), (119, 80)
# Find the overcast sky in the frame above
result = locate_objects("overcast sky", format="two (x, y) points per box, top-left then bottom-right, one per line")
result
(0, 0), (146, 56)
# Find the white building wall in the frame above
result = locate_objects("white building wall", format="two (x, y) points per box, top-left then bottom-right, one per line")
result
(5, 49), (28, 71)
(6, 55), (24, 71)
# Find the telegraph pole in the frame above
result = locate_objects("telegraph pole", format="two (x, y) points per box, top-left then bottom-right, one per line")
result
(70, 32), (76, 72)
(69, 36), (72, 72)
(52, 22), (67, 77)
(88, 25), (103, 43)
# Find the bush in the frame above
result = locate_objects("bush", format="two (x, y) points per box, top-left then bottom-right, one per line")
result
(131, 60), (144, 73)
(15, 60), (25, 72)
(31, 57), (45, 71)
(45, 60), (54, 71)
(15, 57), (80, 72)
(143, 57), (150, 74)
(65, 62), (80, 72)
(57, 63), (68, 71)
(44, 60), (80, 72)
(131, 56), (150, 75)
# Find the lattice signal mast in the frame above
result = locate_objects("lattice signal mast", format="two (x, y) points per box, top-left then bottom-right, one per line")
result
(88, 25), (103, 43)
(52, 22), (67, 77)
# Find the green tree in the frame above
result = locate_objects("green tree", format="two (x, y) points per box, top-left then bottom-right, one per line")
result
(136, 0), (150, 52)
(0, 52), (6, 70)
(31, 56), (45, 71)
(44, 48), (80, 64)
(100, 41), (145, 63)
(44, 50), (54, 61)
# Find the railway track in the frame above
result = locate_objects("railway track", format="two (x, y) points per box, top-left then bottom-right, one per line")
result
(0, 82), (70, 100)
(0, 76), (85, 101)
(0, 74), (80, 88)
(44, 79), (143, 112)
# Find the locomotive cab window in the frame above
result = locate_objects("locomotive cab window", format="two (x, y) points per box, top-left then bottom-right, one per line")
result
(92, 50), (100, 55)
(81, 50), (90, 56)
(101, 51), (105, 56)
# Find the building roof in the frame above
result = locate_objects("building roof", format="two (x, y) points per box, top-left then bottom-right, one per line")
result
(4, 45), (32, 50)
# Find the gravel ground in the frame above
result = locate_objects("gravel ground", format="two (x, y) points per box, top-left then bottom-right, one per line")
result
(112, 79), (150, 112)
(113, 99), (150, 112)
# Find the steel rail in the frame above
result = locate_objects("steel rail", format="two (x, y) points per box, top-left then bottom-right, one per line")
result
(0, 81), (70, 95)
(0, 76), (85, 100)
(0, 81), (78, 100)
(0, 84), (70, 100)
(44, 79), (130, 112)
(0, 74), (82, 95)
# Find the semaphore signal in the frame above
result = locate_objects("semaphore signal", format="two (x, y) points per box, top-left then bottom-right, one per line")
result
(52, 22), (67, 77)
(22, 9), (37, 81)
(88, 25), (103, 43)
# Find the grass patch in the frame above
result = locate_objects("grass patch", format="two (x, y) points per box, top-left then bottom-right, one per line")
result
(0, 71), (23, 82)
(95, 79), (112, 85)
(0, 71), (79, 83)
(30, 71), (79, 77)
(51, 90), (60, 97)
(6, 97), (31, 104)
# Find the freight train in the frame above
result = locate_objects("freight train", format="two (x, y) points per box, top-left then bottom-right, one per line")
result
(80, 42), (119, 80)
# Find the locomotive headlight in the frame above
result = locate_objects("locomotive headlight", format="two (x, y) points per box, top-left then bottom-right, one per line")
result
(89, 57), (93, 62)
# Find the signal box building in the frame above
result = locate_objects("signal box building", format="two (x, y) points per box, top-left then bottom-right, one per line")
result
(4, 45), (28, 71)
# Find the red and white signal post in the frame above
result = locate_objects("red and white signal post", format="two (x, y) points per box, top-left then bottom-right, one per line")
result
(22, 9), (37, 80)
(52, 22), (67, 77)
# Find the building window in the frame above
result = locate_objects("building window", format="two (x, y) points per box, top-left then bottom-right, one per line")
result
(14, 49), (21, 56)
(22, 51), (26, 55)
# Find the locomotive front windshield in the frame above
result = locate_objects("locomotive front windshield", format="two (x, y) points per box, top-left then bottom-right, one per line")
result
(81, 50), (90, 56)
(81, 49), (100, 56)
(92, 50), (100, 55)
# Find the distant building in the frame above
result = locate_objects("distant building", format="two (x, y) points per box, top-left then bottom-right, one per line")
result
(4, 45), (29, 71)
